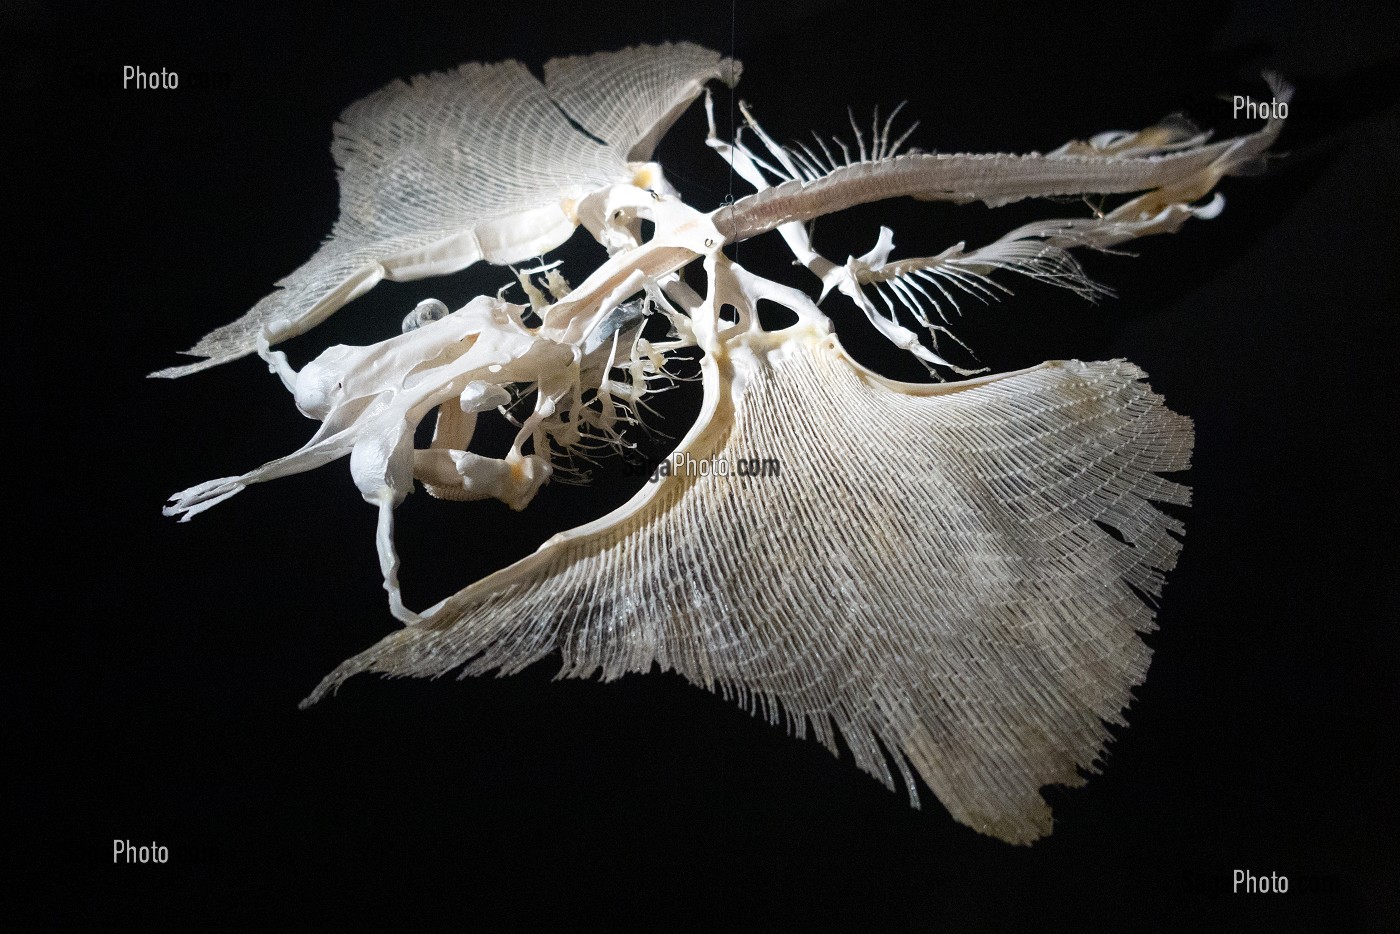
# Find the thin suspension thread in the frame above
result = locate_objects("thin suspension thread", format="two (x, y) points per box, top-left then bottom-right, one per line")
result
(727, 0), (738, 262)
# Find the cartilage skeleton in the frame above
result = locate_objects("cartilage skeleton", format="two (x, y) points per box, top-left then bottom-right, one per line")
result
(158, 43), (1288, 843)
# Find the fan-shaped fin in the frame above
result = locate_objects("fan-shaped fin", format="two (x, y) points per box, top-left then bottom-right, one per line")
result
(306, 333), (1192, 844)
(154, 53), (687, 378)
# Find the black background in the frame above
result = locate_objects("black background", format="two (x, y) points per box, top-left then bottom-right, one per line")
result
(10, 0), (1398, 928)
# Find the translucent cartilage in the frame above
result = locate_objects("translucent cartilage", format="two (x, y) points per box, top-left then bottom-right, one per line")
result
(401, 298), (450, 333)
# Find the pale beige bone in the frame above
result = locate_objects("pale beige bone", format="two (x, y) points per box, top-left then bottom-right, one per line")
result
(159, 44), (1289, 843)
(152, 43), (735, 378)
(306, 328), (1192, 846)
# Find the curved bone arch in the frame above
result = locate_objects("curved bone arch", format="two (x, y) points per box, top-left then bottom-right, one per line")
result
(158, 43), (1288, 843)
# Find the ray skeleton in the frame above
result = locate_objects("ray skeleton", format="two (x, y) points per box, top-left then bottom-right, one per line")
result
(158, 44), (1289, 843)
